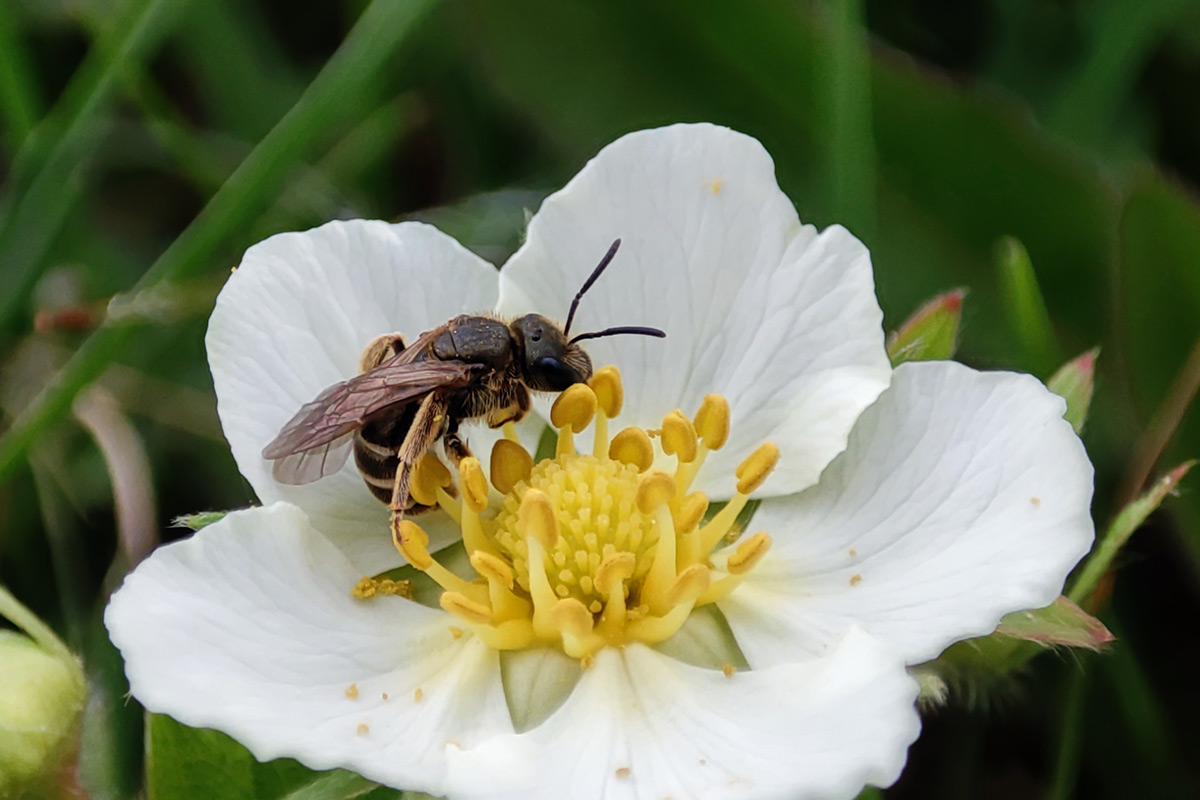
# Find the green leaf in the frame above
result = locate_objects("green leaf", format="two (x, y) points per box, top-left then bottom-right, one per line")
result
(993, 595), (1114, 650)
(171, 510), (232, 531)
(146, 714), (377, 800)
(1046, 348), (1099, 434)
(1069, 461), (1195, 604)
(995, 236), (1060, 374)
(886, 288), (966, 365)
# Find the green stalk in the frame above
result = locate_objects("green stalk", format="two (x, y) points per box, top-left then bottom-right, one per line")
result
(0, 0), (442, 485)
(0, 2), (42, 153)
(0, 0), (189, 337)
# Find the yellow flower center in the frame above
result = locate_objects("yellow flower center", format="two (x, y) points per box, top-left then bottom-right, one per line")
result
(371, 365), (777, 660)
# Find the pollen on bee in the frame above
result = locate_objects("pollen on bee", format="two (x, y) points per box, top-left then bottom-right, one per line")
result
(356, 723), (370, 736)
(850, 574), (863, 586)
(344, 683), (358, 699)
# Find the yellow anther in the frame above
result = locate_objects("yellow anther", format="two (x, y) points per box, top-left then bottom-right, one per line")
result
(594, 552), (636, 595)
(411, 453), (452, 506)
(694, 394), (731, 450)
(471, 550), (515, 590)
(551, 383), (597, 431)
(609, 427), (654, 472)
(635, 470), (677, 514)
(735, 442), (780, 494)
(440, 591), (493, 624)
(589, 366), (624, 417)
(664, 563), (711, 607)
(676, 492), (709, 533)
(490, 439), (534, 495)
(661, 410), (698, 463)
(549, 598), (595, 639)
(458, 457), (490, 513)
(727, 532), (772, 574)
(395, 520), (432, 569)
(519, 489), (559, 548)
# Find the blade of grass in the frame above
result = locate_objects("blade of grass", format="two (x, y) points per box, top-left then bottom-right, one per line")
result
(1045, 669), (1087, 800)
(816, 0), (876, 238)
(995, 236), (1060, 374)
(0, 0), (442, 486)
(0, 0), (191, 338)
(0, 2), (42, 153)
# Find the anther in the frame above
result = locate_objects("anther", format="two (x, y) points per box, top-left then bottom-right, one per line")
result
(410, 453), (451, 506)
(471, 550), (515, 589)
(635, 471), (677, 514)
(440, 592), (493, 624)
(663, 563), (711, 607)
(519, 489), (559, 549)
(694, 395), (731, 450)
(727, 532), (772, 574)
(551, 384), (598, 431)
(589, 366), (624, 417)
(661, 410), (698, 463)
(676, 492), (709, 533)
(458, 457), (490, 513)
(736, 442), (780, 494)
(594, 552), (636, 595)
(609, 427), (654, 472)
(490, 439), (533, 495)
(549, 598), (595, 639)
(394, 520), (432, 569)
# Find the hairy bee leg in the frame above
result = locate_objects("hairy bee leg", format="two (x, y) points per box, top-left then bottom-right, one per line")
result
(442, 419), (473, 466)
(389, 392), (448, 545)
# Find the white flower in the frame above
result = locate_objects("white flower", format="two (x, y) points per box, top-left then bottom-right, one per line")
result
(105, 124), (1093, 800)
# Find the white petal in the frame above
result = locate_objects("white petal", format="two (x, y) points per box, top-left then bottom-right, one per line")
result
(447, 630), (919, 800)
(207, 220), (499, 571)
(105, 504), (512, 794)
(722, 361), (1095, 667)
(497, 123), (890, 496)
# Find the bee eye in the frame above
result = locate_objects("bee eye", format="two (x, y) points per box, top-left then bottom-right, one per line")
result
(535, 356), (579, 391)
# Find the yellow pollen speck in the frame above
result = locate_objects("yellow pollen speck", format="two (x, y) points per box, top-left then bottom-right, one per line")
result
(705, 179), (724, 195)
(448, 626), (464, 640)
(414, 688), (424, 702)
(1030, 497), (1041, 507)
(356, 723), (369, 735)
(850, 574), (863, 586)
(352, 576), (413, 600)
(580, 653), (596, 671)
(344, 683), (358, 699)
(382, 693), (389, 701)
(616, 767), (632, 779)
(610, 427), (654, 471)
(722, 664), (737, 678)
(849, 548), (858, 557)
(230, 266), (238, 273)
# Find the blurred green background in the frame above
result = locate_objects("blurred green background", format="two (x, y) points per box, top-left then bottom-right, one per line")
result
(2, 0), (1200, 797)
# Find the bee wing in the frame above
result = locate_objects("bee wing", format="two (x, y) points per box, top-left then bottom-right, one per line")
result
(261, 359), (482, 484)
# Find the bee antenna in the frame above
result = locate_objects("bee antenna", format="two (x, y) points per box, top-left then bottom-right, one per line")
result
(564, 238), (622, 337)
(569, 326), (666, 345)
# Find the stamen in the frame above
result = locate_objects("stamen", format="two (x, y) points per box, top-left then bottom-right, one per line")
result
(726, 532), (772, 574)
(661, 410), (698, 464)
(410, 453), (451, 507)
(590, 366), (623, 457)
(490, 439), (534, 495)
(551, 384), (597, 457)
(694, 394), (731, 450)
(440, 592), (492, 624)
(609, 427), (654, 472)
(394, 520), (486, 602)
(736, 442), (780, 494)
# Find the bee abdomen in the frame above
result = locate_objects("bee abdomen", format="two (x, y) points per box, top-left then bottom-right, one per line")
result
(354, 419), (436, 513)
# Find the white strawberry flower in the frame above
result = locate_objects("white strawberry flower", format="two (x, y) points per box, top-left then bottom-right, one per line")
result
(105, 124), (1093, 800)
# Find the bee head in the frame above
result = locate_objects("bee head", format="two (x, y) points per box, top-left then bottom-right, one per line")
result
(512, 314), (593, 392)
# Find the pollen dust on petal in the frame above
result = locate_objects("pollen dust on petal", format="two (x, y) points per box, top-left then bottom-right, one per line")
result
(344, 683), (358, 699)
(414, 688), (425, 702)
(849, 548), (858, 557)
(722, 664), (737, 678)
(449, 626), (464, 640)
(1030, 497), (1041, 508)
(704, 178), (725, 195)
(356, 723), (369, 735)
(381, 692), (389, 701)
(616, 767), (632, 779)
(850, 574), (863, 586)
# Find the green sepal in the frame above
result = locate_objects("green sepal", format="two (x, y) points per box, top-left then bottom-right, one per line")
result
(886, 288), (966, 365)
(1046, 349), (1099, 434)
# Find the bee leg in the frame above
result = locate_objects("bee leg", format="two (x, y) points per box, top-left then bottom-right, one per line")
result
(389, 393), (448, 546)
(442, 419), (473, 466)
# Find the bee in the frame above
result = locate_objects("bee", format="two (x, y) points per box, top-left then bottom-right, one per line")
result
(261, 239), (664, 540)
